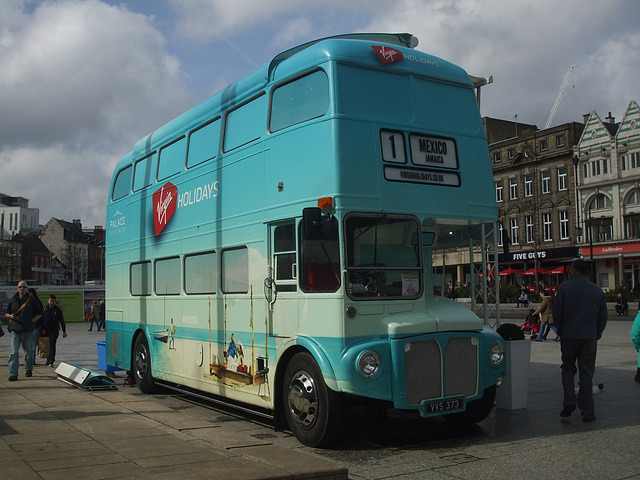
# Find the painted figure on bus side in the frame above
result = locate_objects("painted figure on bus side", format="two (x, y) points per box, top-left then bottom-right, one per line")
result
(224, 333), (245, 371)
(169, 318), (176, 350)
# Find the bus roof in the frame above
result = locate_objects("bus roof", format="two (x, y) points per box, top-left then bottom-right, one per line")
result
(117, 33), (476, 173)
(267, 33), (418, 79)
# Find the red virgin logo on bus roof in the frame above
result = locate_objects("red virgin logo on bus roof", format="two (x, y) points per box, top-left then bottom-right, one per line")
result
(153, 181), (177, 236)
(372, 45), (403, 64)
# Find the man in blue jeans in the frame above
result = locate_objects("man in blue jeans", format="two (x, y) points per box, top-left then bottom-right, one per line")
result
(553, 259), (608, 422)
(4, 280), (42, 381)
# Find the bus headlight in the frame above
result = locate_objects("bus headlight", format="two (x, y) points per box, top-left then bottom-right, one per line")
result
(357, 350), (381, 378)
(489, 341), (505, 366)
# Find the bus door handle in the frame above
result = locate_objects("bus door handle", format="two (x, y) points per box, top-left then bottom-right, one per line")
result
(264, 276), (278, 310)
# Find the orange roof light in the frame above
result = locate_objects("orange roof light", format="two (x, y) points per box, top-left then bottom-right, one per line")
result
(318, 197), (333, 209)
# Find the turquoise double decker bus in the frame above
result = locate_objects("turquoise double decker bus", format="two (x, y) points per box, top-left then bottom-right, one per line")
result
(105, 33), (506, 447)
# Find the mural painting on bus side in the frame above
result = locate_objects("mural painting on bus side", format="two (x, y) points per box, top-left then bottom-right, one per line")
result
(205, 289), (270, 392)
(153, 319), (172, 345)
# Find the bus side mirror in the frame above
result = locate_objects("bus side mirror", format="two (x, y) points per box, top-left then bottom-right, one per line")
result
(303, 207), (322, 240)
(414, 231), (435, 246)
(422, 232), (435, 246)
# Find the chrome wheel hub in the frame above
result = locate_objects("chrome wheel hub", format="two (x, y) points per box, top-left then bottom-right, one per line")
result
(288, 371), (318, 429)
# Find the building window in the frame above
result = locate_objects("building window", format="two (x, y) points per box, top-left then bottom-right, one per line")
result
(559, 210), (569, 239)
(541, 171), (550, 194)
(587, 193), (612, 210)
(556, 135), (565, 147)
(626, 189), (640, 206)
(624, 214), (640, 239)
(557, 167), (567, 191)
(524, 174), (533, 197)
(542, 213), (552, 241)
(509, 178), (518, 200)
(622, 152), (640, 171)
(525, 215), (534, 243)
(497, 222), (503, 246)
(540, 139), (549, 151)
(508, 148), (515, 159)
(493, 152), (502, 163)
(495, 180), (503, 202)
(510, 217), (519, 245)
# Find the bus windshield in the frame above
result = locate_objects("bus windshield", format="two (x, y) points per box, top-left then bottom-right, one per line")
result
(345, 214), (421, 299)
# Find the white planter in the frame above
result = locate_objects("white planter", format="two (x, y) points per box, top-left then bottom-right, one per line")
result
(495, 339), (531, 410)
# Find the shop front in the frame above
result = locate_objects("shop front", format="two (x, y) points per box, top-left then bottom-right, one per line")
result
(498, 246), (579, 291)
(580, 242), (640, 290)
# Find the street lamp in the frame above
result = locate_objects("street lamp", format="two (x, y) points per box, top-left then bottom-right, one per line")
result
(100, 244), (105, 284)
(48, 243), (55, 285)
(588, 208), (596, 283)
(572, 156), (582, 240)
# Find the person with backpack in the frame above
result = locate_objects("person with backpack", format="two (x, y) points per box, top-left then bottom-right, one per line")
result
(3, 281), (43, 381)
(88, 300), (99, 331)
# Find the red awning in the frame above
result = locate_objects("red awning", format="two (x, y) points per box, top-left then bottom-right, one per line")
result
(477, 270), (495, 277)
(498, 268), (523, 276)
(547, 266), (565, 274)
(522, 267), (551, 275)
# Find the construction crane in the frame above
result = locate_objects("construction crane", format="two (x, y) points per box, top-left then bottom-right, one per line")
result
(545, 64), (577, 129)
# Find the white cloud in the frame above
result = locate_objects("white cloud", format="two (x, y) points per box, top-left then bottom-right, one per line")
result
(2, 0), (639, 232)
(0, 0), (194, 228)
(1, 145), (114, 228)
(361, 0), (640, 125)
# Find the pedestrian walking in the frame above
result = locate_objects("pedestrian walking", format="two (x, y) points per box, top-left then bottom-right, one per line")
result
(534, 290), (559, 341)
(41, 294), (67, 367)
(3, 281), (43, 381)
(88, 300), (99, 331)
(552, 259), (608, 422)
(28, 287), (44, 365)
(631, 312), (640, 383)
(97, 300), (105, 331)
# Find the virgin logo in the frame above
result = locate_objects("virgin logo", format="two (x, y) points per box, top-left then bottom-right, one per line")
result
(153, 182), (177, 236)
(372, 45), (402, 64)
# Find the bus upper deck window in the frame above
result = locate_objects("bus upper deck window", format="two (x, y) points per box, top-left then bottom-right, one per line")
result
(112, 165), (132, 201)
(270, 70), (329, 132)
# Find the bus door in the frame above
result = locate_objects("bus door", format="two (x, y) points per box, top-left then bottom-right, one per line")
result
(265, 221), (299, 338)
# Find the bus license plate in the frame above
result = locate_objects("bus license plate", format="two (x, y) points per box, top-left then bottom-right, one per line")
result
(424, 397), (464, 414)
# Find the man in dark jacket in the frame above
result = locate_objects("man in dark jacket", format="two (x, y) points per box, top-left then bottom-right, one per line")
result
(41, 295), (67, 367)
(552, 259), (608, 422)
(4, 280), (42, 381)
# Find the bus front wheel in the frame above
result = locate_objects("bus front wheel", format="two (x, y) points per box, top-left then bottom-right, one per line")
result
(283, 352), (343, 447)
(133, 334), (155, 393)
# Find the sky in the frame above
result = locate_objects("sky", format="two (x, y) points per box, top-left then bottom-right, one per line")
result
(1, 0), (639, 230)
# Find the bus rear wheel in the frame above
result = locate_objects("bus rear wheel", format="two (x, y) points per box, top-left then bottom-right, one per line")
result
(283, 352), (343, 447)
(133, 334), (155, 393)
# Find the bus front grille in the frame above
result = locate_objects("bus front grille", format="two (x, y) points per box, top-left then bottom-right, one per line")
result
(404, 337), (478, 405)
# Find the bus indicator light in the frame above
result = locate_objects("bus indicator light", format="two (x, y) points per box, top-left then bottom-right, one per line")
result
(318, 197), (333, 209)
(371, 45), (402, 64)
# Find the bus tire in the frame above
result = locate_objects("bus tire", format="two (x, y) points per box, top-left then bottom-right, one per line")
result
(443, 385), (496, 425)
(283, 352), (343, 447)
(133, 334), (156, 393)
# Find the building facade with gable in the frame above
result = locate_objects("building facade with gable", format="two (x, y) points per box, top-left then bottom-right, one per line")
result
(574, 100), (640, 289)
(39, 218), (104, 285)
